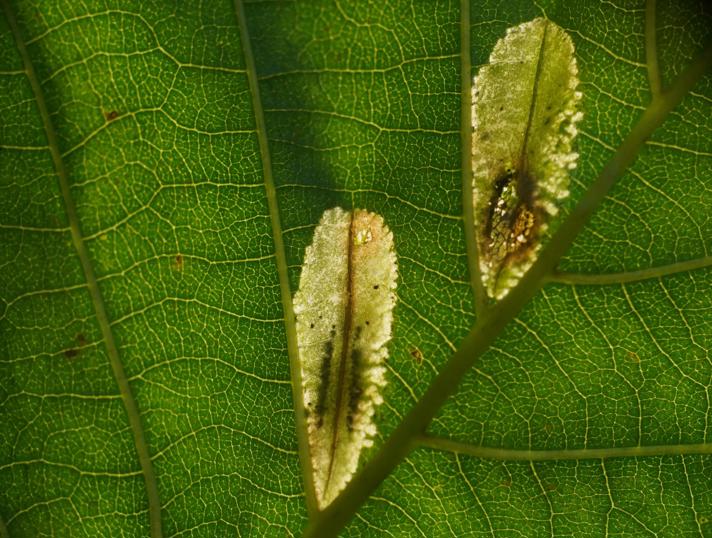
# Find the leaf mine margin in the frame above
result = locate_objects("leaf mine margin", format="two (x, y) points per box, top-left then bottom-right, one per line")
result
(292, 207), (398, 509)
(472, 17), (582, 300)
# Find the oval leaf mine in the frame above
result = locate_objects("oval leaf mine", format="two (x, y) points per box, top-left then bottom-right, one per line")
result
(472, 17), (582, 299)
(293, 207), (398, 508)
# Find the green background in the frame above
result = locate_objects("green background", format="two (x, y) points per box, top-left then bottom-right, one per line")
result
(1, 0), (711, 536)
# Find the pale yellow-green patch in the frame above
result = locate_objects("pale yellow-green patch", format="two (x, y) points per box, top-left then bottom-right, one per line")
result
(293, 207), (398, 508)
(472, 17), (582, 299)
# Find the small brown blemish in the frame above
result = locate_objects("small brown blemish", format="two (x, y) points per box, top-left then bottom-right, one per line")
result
(173, 254), (183, 270)
(500, 478), (512, 488)
(627, 350), (640, 363)
(373, 284), (379, 290)
(545, 482), (557, 492)
(76, 333), (87, 346)
(409, 346), (423, 365)
(64, 348), (79, 358)
(105, 110), (119, 121)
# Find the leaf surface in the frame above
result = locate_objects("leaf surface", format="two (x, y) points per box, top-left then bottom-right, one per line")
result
(1, 0), (711, 537)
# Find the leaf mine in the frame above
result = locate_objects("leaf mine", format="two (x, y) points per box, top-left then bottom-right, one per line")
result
(292, 207), (398, 509)
(472, 17), (582, 299)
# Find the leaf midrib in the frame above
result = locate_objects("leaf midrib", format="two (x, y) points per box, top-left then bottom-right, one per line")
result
(0, 1), (163, 537)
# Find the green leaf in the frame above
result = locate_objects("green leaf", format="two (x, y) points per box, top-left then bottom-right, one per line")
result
(1, 1), (711, 538)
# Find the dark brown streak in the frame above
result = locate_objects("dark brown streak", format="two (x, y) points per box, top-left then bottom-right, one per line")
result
(324, 211), (357, 493)
(314, 328), (336, 426)
(347, 327), (364, 431)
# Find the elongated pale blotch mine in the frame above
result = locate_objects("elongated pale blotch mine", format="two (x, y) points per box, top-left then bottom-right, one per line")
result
(293, 207), (397, 508)
(472, 17), (582, 299)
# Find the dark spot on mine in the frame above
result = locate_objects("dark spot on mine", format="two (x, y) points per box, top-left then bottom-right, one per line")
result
(174, 254), (183, 270)
(310, 323), (315, 329)
(365, 321), (370, 325)
(105, 110), (119, 121)
(64, 348), (79, 358)
(347, 347), (363, 432)
(516, 169), (536, 204)
(315, 328), (336, 424)
(373, 284), (379, 290)
(499, 105), (504, 111)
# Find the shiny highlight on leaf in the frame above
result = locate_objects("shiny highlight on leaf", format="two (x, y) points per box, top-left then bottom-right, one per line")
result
(293, 207), (398, 508)
(472, 17), (582, 299)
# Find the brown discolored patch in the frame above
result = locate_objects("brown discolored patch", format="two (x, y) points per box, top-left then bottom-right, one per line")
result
(544, 482), (557, 492)
(105, 110), (119, 121)
(628, 351), (640, 364)
(500, 478), (512, 488)
(65, 332), (88, 358)
(408, 346), (423, 365)
(76, 333), (87, 346)
(627, 350), (640, 363)
(482, 168), (541, 273)
(173, 254), (184, 271)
